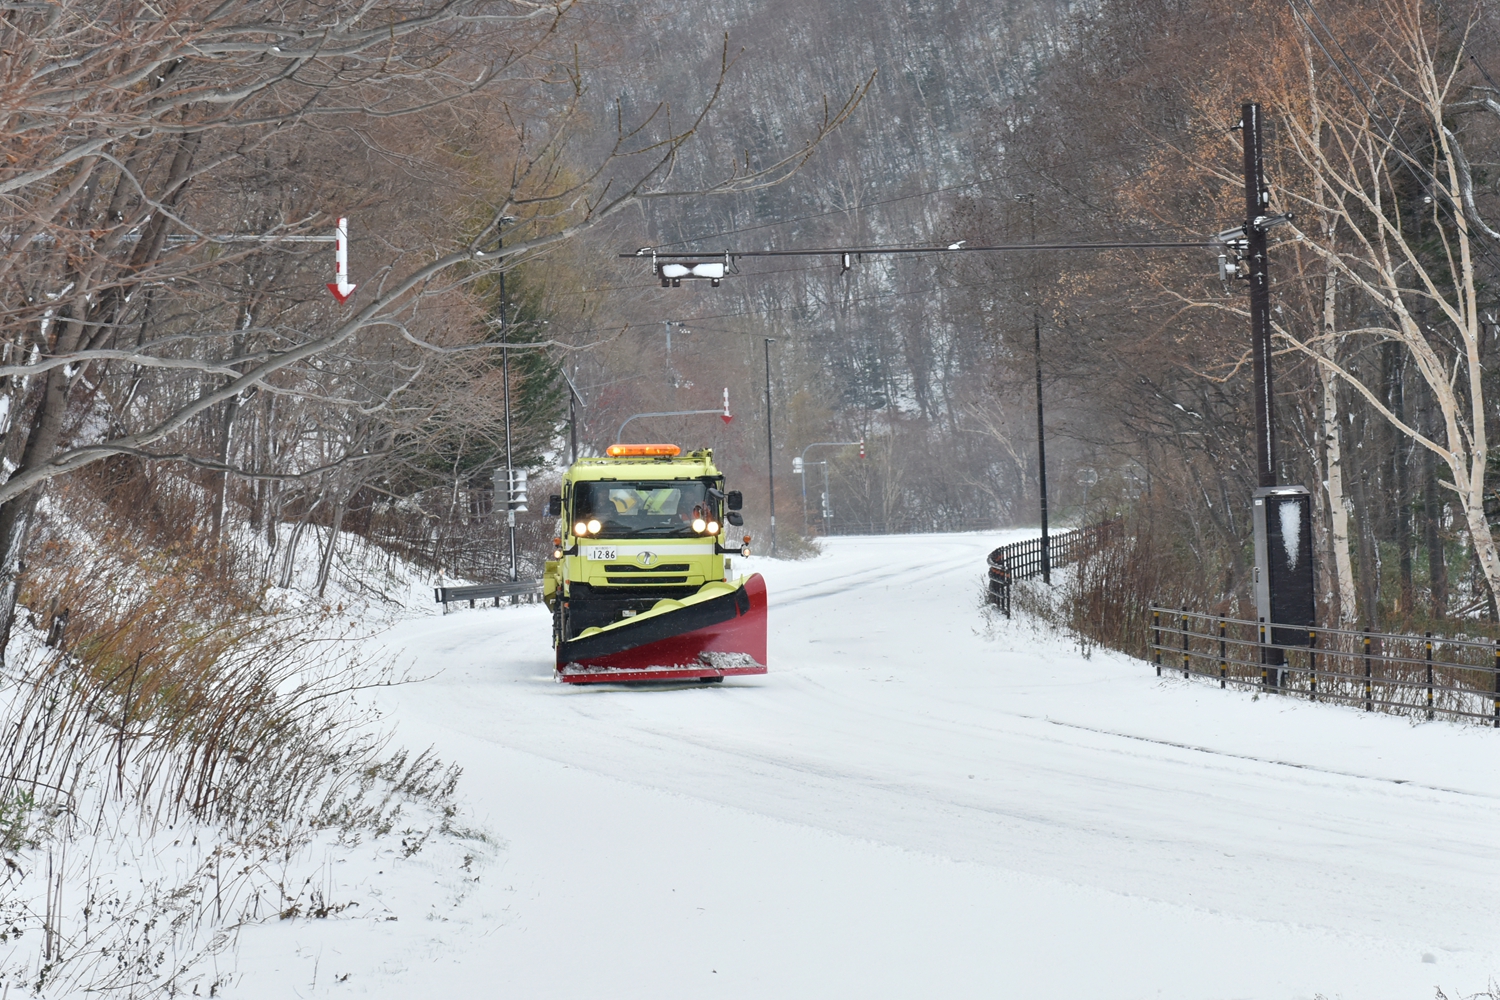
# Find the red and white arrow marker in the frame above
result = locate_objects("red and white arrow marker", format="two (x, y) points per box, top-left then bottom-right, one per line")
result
(722, 387), (733, 424)
(326, 217), (357, 304)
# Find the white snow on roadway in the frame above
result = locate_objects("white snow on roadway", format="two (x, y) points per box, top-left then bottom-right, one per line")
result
(235, 532), (1500, 998)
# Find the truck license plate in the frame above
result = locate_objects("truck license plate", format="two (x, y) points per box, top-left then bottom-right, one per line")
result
(586, 547), (617, 561)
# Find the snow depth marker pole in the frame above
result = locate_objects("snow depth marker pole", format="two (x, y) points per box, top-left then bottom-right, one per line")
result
(326, 217), (357, 303)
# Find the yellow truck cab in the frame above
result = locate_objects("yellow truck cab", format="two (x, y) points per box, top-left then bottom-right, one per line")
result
(543, 444), (748, 648)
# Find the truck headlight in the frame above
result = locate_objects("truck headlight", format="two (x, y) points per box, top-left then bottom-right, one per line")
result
(692, 517), (707, 533)
(587, 518), (602, 534)
(574, 521), (589, 536)
(706, 520), (719, 535)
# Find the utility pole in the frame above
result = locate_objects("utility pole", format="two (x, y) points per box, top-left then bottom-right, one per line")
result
(764, 338), (777, 557)
(1020, 193), (1050, 584)
(1238, 101), (1313, 684)
(1243, 102), (1276, 489)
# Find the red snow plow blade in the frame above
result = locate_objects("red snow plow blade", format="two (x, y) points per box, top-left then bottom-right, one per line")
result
(556, 574), (767, 684)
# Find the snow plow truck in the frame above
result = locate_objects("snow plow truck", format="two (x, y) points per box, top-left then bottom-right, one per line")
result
(542, 444), (768, 684)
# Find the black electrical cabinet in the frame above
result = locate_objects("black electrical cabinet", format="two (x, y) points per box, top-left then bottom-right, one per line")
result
(1252, 485), (1316, 677)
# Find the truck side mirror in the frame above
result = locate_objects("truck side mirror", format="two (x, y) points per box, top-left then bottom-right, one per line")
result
(725, 490), (743, 511)
(727, 511), (744, 527)
(547, 495), (562, 516)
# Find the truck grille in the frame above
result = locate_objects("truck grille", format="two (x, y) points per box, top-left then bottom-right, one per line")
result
(603, 564), (691, 573)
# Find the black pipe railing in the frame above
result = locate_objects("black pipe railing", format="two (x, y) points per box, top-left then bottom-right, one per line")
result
(985, 520), (1121, 617)
(1149, 606), (1500, 728)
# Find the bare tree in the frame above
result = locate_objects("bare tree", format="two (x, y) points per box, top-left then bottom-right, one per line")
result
(0, 1), (866, 649)
(1270, 0), (1500, 608)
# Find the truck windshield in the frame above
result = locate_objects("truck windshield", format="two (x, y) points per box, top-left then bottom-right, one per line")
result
(573, 481), (713, 538)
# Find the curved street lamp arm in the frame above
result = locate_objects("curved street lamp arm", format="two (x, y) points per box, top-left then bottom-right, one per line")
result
(616, 408), (723, 443)
(799, 440), (862, 463)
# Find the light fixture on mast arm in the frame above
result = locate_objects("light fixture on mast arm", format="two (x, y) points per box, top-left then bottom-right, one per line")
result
(1211, 213), (1293, 292)
(629, 231), (1225, 290)
(646, 248), (729, 287)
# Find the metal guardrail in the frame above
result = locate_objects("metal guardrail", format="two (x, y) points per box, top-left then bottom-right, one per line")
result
(1149, 606), (1500, 727)
(435, 579), (543, 611)
(985, 520), (1121, 617)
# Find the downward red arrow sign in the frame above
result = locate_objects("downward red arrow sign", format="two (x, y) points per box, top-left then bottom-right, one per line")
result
(327, 217), (357, 303)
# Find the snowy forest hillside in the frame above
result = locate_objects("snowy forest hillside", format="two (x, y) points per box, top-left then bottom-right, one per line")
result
(561, 0), (1500, 638)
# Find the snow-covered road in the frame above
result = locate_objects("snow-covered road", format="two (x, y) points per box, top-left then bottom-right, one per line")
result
(237, 533), (1500, 998)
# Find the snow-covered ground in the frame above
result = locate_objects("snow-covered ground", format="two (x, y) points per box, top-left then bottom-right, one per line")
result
(232, 532), (1500, 998)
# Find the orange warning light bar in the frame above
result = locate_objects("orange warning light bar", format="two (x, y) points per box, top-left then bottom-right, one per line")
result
(606, 443), (681, 457)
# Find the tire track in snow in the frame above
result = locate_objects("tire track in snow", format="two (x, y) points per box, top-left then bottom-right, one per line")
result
(1027, 714), (1500, 801)
(768, 550), (982, 609)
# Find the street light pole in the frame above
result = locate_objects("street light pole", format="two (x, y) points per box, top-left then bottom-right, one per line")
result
(820, 460), (833, 532)
(768, 340), (780, 560)
(1035, 310), (1050, 585)
(795, 440), (863, 536)
(498, 229), (517, 583)
(800, 463), (808, 533)
(1020, 193), (1050, 584)
(560, 367), (584, 465)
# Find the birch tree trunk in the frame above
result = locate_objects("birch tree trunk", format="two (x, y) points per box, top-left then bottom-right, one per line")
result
(1319, 264), (1357, 623)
